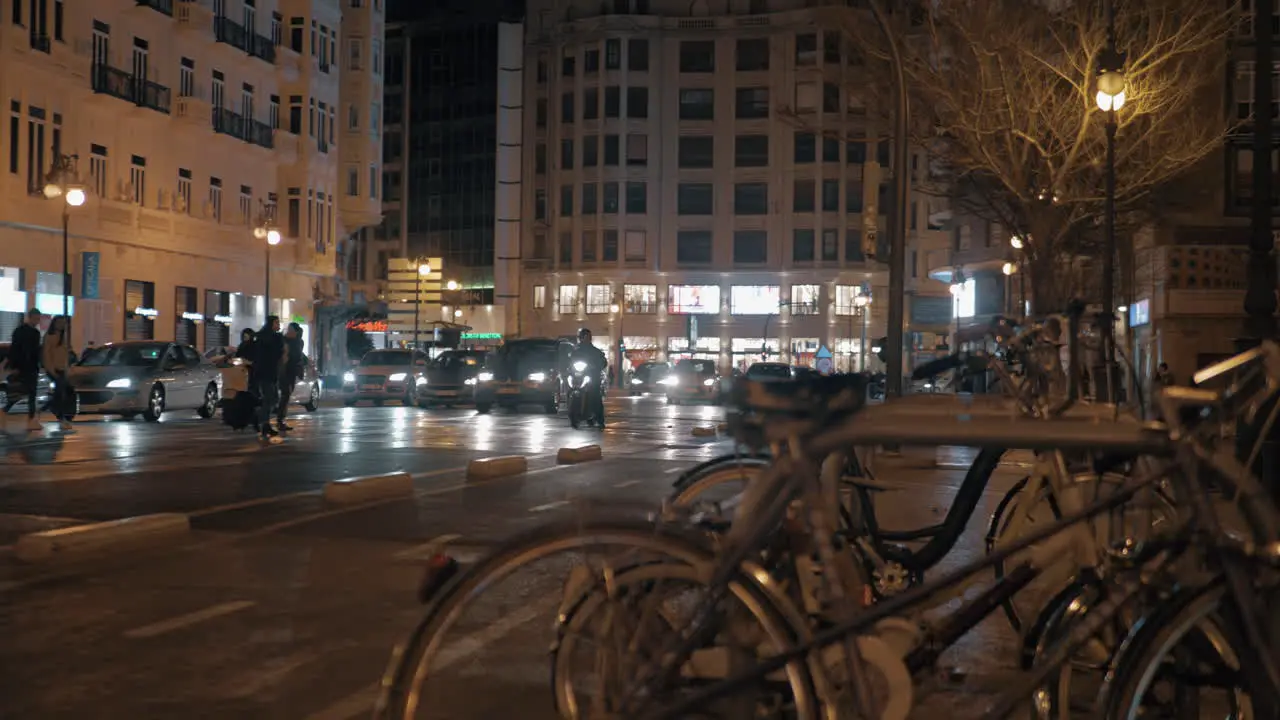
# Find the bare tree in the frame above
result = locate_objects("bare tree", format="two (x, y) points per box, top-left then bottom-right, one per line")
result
(820, 0), (1234, 312)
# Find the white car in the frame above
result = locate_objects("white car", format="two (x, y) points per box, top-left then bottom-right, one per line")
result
(69, 341), (222, 422)
(341, 349), (429, 406)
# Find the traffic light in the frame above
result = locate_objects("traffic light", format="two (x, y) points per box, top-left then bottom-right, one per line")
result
(873, 336), (888, 365)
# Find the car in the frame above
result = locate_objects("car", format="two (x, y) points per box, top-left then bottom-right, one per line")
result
(288, 355), (324, 412)
(69, 341), (222, 422)
(664, 358), (723, 405)
(340, 349), (429, 406)
(627, 361), (672, 395)
(0, 342), (53, 413)
(418, 350), (487, 408)
(744, 362), (795, 382)
(474, 338), (565, 414)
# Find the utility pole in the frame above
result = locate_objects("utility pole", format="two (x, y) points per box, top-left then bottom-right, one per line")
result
(1245, 0), (1278, 346)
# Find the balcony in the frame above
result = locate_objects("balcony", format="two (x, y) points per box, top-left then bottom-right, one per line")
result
(212, 106), (248, 141)
(135, 0), (174, 16)
(214, 16), (248, 52)
(174, 94), (212, 128)
(91, 64), (172, 115)
(29, 33), (50, 53)
(247, 119), (274, 149)
(248, 33), (275, 63)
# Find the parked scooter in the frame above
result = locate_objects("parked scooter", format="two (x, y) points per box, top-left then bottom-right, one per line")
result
(567, 360), (602, 429)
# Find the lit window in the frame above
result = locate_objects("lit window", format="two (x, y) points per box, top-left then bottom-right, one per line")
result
(730, 285), (780, 315)
(557, 284), (580, 314)
(666, 285), (720, 314)
(585, 284), (612, 314)
(790, 284), (820, 315)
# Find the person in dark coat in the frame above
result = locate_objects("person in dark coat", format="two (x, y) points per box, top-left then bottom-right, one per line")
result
(254, 316), (285, 440)
(4, 308), (43, 429)
(233, 328), (260, 432)
(277, 322), (305, 432)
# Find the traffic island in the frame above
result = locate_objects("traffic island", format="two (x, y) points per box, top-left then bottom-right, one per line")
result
(556, 445), (603, 464)
(14, 513), (190, 564)
(323, 471), (415, 506)
(467, 455), (529, 481)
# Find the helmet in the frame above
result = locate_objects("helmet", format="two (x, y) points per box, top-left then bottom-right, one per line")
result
(577, 327), (593, 342)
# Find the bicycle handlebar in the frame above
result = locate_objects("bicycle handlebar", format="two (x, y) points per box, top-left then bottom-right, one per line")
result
(912, 354), (964, 380)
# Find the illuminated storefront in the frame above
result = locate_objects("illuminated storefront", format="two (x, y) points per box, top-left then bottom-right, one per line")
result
(731, 337), (780, 370)
(668, 336), (720, 362)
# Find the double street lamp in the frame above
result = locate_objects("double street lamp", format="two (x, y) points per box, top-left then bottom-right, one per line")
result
(252, 201), (281, 321)
(1095, 0), (1127, 400)
(42, 154), (86, 340)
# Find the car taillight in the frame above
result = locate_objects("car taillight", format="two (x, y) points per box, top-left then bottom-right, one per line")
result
(417, 553), (460, 604)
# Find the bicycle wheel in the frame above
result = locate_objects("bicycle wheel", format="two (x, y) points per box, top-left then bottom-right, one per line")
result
(669, 456), (771, 521)
(376, 516), (821, 720)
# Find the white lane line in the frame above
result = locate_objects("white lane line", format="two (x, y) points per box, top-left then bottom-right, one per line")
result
(664, 466), (685, 474)
(393, 533), (462, 561)
(528, 499), (571, 513)
(123, 600), (256, 639)
(613, 479), (641, 488)
(187, 490), (316, 518)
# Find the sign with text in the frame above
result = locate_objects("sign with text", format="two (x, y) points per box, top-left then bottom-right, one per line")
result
(81, 251), (100, 299)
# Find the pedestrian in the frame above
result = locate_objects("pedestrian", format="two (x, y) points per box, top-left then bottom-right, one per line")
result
(1152, 362), (1174, 388)
(4, 308), (43, 430)
(234, 328), (261, 432)
(253, 315), (285, 442)
(40, 316), (74, 431)
(277, 322), (304, 432)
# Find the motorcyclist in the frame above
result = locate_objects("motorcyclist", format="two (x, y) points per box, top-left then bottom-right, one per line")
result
(569, 327), (608, 427)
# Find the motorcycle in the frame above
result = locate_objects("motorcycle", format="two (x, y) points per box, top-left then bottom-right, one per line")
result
(567, 360), (601, 429)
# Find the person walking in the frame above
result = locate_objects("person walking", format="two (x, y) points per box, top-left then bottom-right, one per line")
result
(234, 328), (261, 433)
(4, 308), (44, 430)
(40, 316), (73, 431)
(254, 316), (285, 442)
(277, 322), (304, 432)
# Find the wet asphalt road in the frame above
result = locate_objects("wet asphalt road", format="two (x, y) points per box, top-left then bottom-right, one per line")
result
(0, 394), (1033, 719)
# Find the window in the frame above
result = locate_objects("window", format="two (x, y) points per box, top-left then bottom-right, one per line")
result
(605, 38), (620, 69)
(847, 141), (867, 164)
(603, 182), (619, 212)
(877, 140), (890, 165)
(626, 87), (648, 118)
(794, 180), (815, 212)
(603, 229), (619, 261)
(348, 103), (359, 130)
(835, 285), (866, 315)
(734, 183), (768, 215)
(795, 81), (818, 113)
(582, 135), (598, 166)
(561, 92), (574, 124)
(625, 181), (646, 213)
(584, 47), (600, 73)
(369, 165), (378, 199)
(7, 101), (18, 175)
(581, 232), (597, 262)
(624, 230), (645, 261)
(583, 87), (599, 120)
(269, 95), (279, 129)
(129, 155), (146, 206)
(678, 183), (714, 214)
(846, 228), (864, 261)
(238, 185), (252, 225)
(796, 33), (817, 65)
(735, 135), (769, 167)
(793, 229), (815, 262)
(209, 177), (223, 221)
(667, 285), (720, 314)
(604, 86), (621, 117)
(562, 53), (575, 77)
(177, 168), (192, 214)
(604, 135), (619, 165)
(559, 232), (572, 264)
(821, 229), (838, 261)
(54, 0), (63, 41)
(582, 183), (597, 213)
(536, 57), (547, 83)
(822, 180), (839, 212)
(586, 284), (611, 313)
(733, 231), (768, 265)
(372, 40), (381, 74)
(794, 132), (815, 163)
(628, 39), (648, 71)
(623, 284), (657, 313)
(536, 99), (547, 127)
(287, 195), (300, 237)
(735, 88), (770, 119)
(678, 136), (714, 168)
(679, 41), (715, 73)
(626, 133), (647, 166)
(678, 89), (714, 120)
(124, 280), (157, 340)
(346, 166), (358, 196)
(559, 184), (573, 216)
(736, 38), (769, 71)
(846, 182), (864, 212)
(348, 38), (362, 69)
(290, 17), (303, 52)
(560, 138), (574, 169)
(532, 232), (549, 259)
(179, 58), (195, 97)
(823, 32), (841, 64)
(676, 230), (713, 264)
(89, 144), (107, 196)
(730, 285), (779, 314)
(558, 284), (580, 313)
(791, 284), (820, 314)
(533, 285), (546, 309)
(289, 96), (302, 133)
(823, 82), (840, 113)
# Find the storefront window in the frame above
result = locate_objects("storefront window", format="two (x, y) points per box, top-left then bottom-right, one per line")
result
(666, 284), (720, 314)
(585, 284), (612, 314)
(953, 278), (976, 318)
(174, 286), (199, 347)
(0, 268), (26, 340)
(623, 284), (657, 313)
(125, 279), (158, 340)
(35, 270), (74, 317)
(791, 337), (819, 366)
(730, 285), (780, 315)
(557, 284), (580, 314)
(834, 285), (866, 315)
(731, 337), (780, 371)
(667, 336), (721, 361)
(790, 284), (820, 315)
(204, 290), (231, 350)
(834, 337), (864, 372)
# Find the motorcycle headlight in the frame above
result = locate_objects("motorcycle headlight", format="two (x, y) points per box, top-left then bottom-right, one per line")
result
(464, 377), (477, 386)
(106, 378), (132, 389)
(477, 372), (494, 383)
(630, 378), (642, 384)
(661, 376), (678, 386)
(702, 378), (716, 387)
(342, 371), (355, 384)
(527, 372), (547, 383)
(572, 361), (587, 373)
(415, 376), (428, 386)
(388, 372), (408, 382)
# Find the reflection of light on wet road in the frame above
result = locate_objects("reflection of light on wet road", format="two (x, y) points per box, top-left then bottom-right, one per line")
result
(111, 422), (138, 452)
(471, 414), (495, 449)
(525, 416), (549, 450)
(339, 406), (357, 431)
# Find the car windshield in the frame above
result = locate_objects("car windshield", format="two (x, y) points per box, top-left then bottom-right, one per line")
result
(489, 342), (558, 375)
(747, 364), (792, 379)
(636, 363), (669, 380)
(361, 351), (412, 367)
(434, 351), (484, 370)
(78, 343), (167, 367)
(675, 359), (715, 375)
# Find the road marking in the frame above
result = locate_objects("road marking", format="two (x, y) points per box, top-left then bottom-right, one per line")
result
(187, 490), (316, 518)
(664, 466), (685, 474)
(392, 533), (461, 561)
(123, 600), (256, 639)
(304, 684), (381, 720)
(614, 479), (641, 488)
(431, 598), (554, 669)
(528, 499), (571, 512)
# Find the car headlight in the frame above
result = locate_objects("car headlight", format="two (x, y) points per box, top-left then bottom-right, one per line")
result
(572, 361), (587, 373)
(661, 376), (678, 386)
(464, 377), (477, 386)
(106, 378), (132, 389)
(415, 375), (428, 386)
(388, 372), (407, 382)
(703, 378), (716, 387)
(477, 372), (494, 383)
(527, 372), (547, 383)
(342, 371), (355, 383)
(630, 378), (642, 384)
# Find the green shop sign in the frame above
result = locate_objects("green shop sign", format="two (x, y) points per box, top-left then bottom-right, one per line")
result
(461, 333), (503, 340)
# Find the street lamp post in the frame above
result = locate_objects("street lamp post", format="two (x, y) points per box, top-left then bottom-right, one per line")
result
(42, 154), (86, 342)
(950, 267), (967, 349)
(1096, 4), (1127, 402)
(413, 262), (431, 350)
(1002, 261), (1018, 316)
(252, 202), (281, 322)
(854, 294), (872, 372)
(610, 298), (624, 388)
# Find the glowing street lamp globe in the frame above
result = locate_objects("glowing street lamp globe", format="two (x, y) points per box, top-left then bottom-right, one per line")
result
(1010, 236), (1024, 250)
(418, 263), (431, 276)
(1002, 262), (1017, 276)
(446, 279), (459, 290)
(267, 229), (282, 246)
(1095, 70), (1126, 112)
(65, 187), (86, 207)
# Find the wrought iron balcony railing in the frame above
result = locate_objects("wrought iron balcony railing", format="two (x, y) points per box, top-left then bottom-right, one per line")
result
(249, 33), (275, 63)
(247, 119), (274, 149)
(212, 106), (248, 141)
(135, 0), (175, 17)
(91, 64), (172, 115)
(214, 16), (248, 52)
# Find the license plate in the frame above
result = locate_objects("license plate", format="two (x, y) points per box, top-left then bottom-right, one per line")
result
(436, 390), (457, 397)
(361, 384), (380, 391)
(498, 387), (519, 395)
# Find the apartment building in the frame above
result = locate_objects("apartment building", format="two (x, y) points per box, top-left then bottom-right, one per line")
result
(518, 0), (952, 374)
(0, 0), (383, 357)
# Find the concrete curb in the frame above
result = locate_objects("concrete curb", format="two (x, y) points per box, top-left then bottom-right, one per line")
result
(691, 426), (718, 437)
(323, 472), (415, 506)
(14, 513), (190, 564)
(556, 445), (602, 464)
(467, 455), (529, 480)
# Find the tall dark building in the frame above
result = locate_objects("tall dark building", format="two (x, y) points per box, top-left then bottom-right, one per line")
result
(383, 0), (514, 300)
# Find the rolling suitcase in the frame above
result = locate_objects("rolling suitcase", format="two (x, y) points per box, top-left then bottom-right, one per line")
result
(221, 389), (259, 430)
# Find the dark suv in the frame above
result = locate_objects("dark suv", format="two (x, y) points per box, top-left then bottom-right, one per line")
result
(473, 339), (568, 414)
(419, 350), (488, 408)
